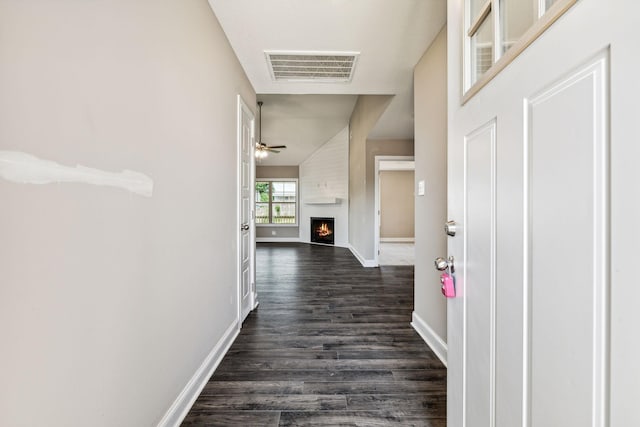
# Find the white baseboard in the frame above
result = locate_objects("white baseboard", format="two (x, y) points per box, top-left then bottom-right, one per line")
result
(157, 320), (240, 427)
(255, 237), (300, 243)
(349, 245), (378, 268)
(380, 237), (415, 243)
(411, 311), (448, 367)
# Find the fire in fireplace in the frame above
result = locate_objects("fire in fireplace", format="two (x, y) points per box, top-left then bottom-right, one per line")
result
(310, 217), (335, 245)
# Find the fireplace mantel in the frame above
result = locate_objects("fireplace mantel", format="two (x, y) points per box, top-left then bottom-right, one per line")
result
(304, 197), (340, 205)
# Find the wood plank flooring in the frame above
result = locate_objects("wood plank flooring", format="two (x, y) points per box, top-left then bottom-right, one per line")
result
(182, 243), (446, 426)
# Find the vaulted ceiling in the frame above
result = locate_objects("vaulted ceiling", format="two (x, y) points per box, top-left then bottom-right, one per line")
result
(207, 0), (447, 165)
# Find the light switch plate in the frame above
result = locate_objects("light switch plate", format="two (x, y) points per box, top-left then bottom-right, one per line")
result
(417, 180), (425, 196)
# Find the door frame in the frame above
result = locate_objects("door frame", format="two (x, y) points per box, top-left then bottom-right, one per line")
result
(373, 155), (415, 266)
(236, 95), (257, 328)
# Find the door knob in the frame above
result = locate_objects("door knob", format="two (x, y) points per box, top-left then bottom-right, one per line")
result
(434, 256), (455, 273)
(434, 257), (449, 271)
(241, 223), (250, 231)
(445, 220), (457, 236)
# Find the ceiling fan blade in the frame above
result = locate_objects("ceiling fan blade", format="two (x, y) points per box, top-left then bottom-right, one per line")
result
(256, 103), (286, 154)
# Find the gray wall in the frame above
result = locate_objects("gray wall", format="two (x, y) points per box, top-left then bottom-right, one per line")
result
(348, 95), (393, 262)
(380, 170), (415, 239)
(0, 1), (255, 426)
(256, 166), (299, 179)
(413, 25), (448, 347)
(255, 166), (300, 238)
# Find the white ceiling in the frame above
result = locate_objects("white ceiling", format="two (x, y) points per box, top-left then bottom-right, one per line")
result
(208, 0), (447, 166)
(256, 94), (357, 166)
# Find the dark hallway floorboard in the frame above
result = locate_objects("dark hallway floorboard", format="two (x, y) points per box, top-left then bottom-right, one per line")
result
(182, 243), (446, 426)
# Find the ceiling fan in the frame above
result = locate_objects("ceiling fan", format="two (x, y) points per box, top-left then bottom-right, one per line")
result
(255, 101), (286, 158)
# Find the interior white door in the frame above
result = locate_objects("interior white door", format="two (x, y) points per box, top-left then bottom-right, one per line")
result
(238, 96), (255, 324)
(447, 0), (638, 426)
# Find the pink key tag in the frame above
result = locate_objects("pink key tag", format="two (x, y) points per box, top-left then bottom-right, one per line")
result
(440, 272), (456, 298)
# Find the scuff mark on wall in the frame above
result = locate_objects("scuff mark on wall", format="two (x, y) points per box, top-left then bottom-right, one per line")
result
(0, 151), (153, 197)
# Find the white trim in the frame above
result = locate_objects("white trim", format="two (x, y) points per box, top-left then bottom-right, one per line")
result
(374, 156), (415, 267)
(411, 311), (448, 367)
(349, 244), (378, 268)
(378, 160), (415, 171)
(380, 237), (415, 243)
(157, 320), (240, 427)
(256, 237), (301, 243)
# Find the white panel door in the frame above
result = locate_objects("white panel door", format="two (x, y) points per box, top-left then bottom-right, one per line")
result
(446, 0), (639, 426)
(238, 96), (255, 324)
(526, 55), (608, 427)
(463, 121), (496, 427)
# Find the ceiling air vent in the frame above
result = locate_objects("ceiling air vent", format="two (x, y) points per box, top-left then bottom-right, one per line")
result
(265, 51), (359, 83)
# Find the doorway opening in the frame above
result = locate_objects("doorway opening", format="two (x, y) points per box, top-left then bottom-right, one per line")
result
(374, 156), (415, 266)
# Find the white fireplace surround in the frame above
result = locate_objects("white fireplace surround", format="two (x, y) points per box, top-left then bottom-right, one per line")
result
(299, 127), (349, 248)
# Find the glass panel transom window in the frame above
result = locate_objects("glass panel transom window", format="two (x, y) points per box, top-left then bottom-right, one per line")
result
(465, 0), (578, 99)
(255, 180), (297, 225)
(471, 10), (494, 83)
(501, 0), (535, 55)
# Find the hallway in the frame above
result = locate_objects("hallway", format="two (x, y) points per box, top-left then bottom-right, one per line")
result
(182, 243), (446, 426)
(379, 242), (415, 266)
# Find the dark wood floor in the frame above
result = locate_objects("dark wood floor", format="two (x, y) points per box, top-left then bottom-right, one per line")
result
(182, 243), (446, 426)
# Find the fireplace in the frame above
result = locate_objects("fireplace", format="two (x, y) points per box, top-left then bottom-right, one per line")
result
(310, 217), (335, 245)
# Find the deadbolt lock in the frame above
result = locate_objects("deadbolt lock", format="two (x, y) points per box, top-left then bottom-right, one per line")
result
(445, 220), (457, 237)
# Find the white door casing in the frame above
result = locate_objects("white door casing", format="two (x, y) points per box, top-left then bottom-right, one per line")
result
(238, 95), (256, 325)
(373, 156), (415, 266)
(447, 0), (639, 426)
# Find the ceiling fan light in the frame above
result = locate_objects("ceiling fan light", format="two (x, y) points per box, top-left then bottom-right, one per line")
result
(256, 101), (284, 158)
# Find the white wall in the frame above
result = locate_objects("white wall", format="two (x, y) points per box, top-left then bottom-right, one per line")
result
(0, 1), (255, 426)
(412, 25), (448, 363)
(299, 127), (349, 247)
